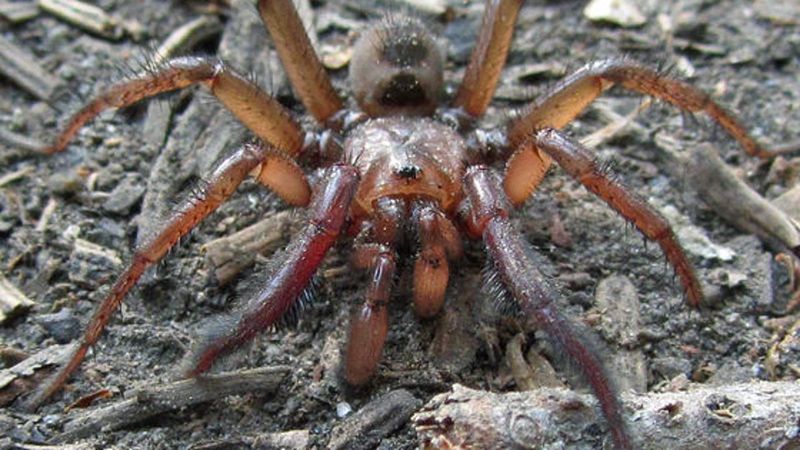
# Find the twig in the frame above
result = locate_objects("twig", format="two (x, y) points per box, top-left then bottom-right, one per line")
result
(55, 366), (290, 443)
(0, 35), (59, 100)
(581, 97), (651, 149)
(153, 16), (223, 64)
(188, 430), (309, 450)
(38, 0), (124, 41)
(7, 443), (94, 450)
(0, 128), (46, 152)
(414, 382), (800, 449)
(0, 166), (33, 188)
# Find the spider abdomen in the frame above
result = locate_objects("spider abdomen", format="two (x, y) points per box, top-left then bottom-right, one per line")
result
(344, 117), (467, 217)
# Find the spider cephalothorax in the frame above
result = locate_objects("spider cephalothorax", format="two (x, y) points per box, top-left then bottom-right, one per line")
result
(26, 1), (785, 448)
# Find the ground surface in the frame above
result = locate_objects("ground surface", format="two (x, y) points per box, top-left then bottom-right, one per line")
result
(1, 0), (799, 449)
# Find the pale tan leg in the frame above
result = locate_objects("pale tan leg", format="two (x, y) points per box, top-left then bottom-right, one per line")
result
(452, 0), (523, 118)
(257, 0), (342, 124)
(504, 58), (778, 205)
(43, 57), (304, 156)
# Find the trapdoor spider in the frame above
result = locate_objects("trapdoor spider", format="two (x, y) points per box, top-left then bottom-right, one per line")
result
(25, 0), (783, 448)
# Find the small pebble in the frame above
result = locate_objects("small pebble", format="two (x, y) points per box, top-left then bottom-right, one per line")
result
(336, 401), (352, 418)
(35, 307), (80, 343)
(583, 0), (646, 28)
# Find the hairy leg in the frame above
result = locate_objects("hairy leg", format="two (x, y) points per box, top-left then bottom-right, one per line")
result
(43, 57), (303, 156)
(504, 58), (777, 204)
(452, 0), (523, 118)
(28, 142), (279, 409)
(463, 165), (632, 450)
(533, 128), (702, 306)
(186, 163), (359, 376)
(257, 0), (342, 124)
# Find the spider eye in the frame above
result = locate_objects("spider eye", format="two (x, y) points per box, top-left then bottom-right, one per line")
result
(383, 35), (428, 67)
(350, 16), (443, 117)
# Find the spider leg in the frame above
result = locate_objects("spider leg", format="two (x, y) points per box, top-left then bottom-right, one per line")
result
(257, 0), (342, 124)
(186, 163), (359, 376)
(504, 58), (775, 204)
(452, 0), (523, 118)
(28, 142), (290, 409)
(463, 165), (632, 450)
(412, 201), (462, 318)
(533, 128), (702, 306)
(42, 57), (303, 156)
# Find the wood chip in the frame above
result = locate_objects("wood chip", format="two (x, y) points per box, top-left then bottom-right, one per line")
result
(506, 334), (564, 391)
(0, 344), (68, 406)
(38, 0), (125, 41)
(0, 35), (59, 100)
(0, 1), (40, 23)
(0, 273), (35, 324)
(595, 275), (647, 393)
(201, 211), (294, 284)
(656, 136), (800, 257)
(328, 390), (421, 450)
(772, 185), (800, 225)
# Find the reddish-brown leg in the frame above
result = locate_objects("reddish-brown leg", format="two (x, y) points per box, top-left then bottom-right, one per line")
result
(257, 0), (342, 124)
(28, 142), (280, 409)
(186, 163), (359, 375)
(412, 201), (463, 318)
(345, 246), (396, 386)
(463, 166), (632, 450)
(533, 128), (702, 306)
(43, 57), (303, 156)
(504, 58), (777, 204)
(452, 0), (523, 118)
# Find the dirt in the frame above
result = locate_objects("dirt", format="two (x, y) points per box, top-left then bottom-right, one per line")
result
(1, 0), (799, 449)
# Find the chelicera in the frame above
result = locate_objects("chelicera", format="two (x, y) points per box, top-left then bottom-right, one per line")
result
(27, 0), (782, 448)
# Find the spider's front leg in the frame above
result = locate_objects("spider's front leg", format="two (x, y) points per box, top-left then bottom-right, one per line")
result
(185, 163), (359, 376)
(463, 166), (632, 450)
(28, 142), (310, 409)
(42, 57), (303, 156)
